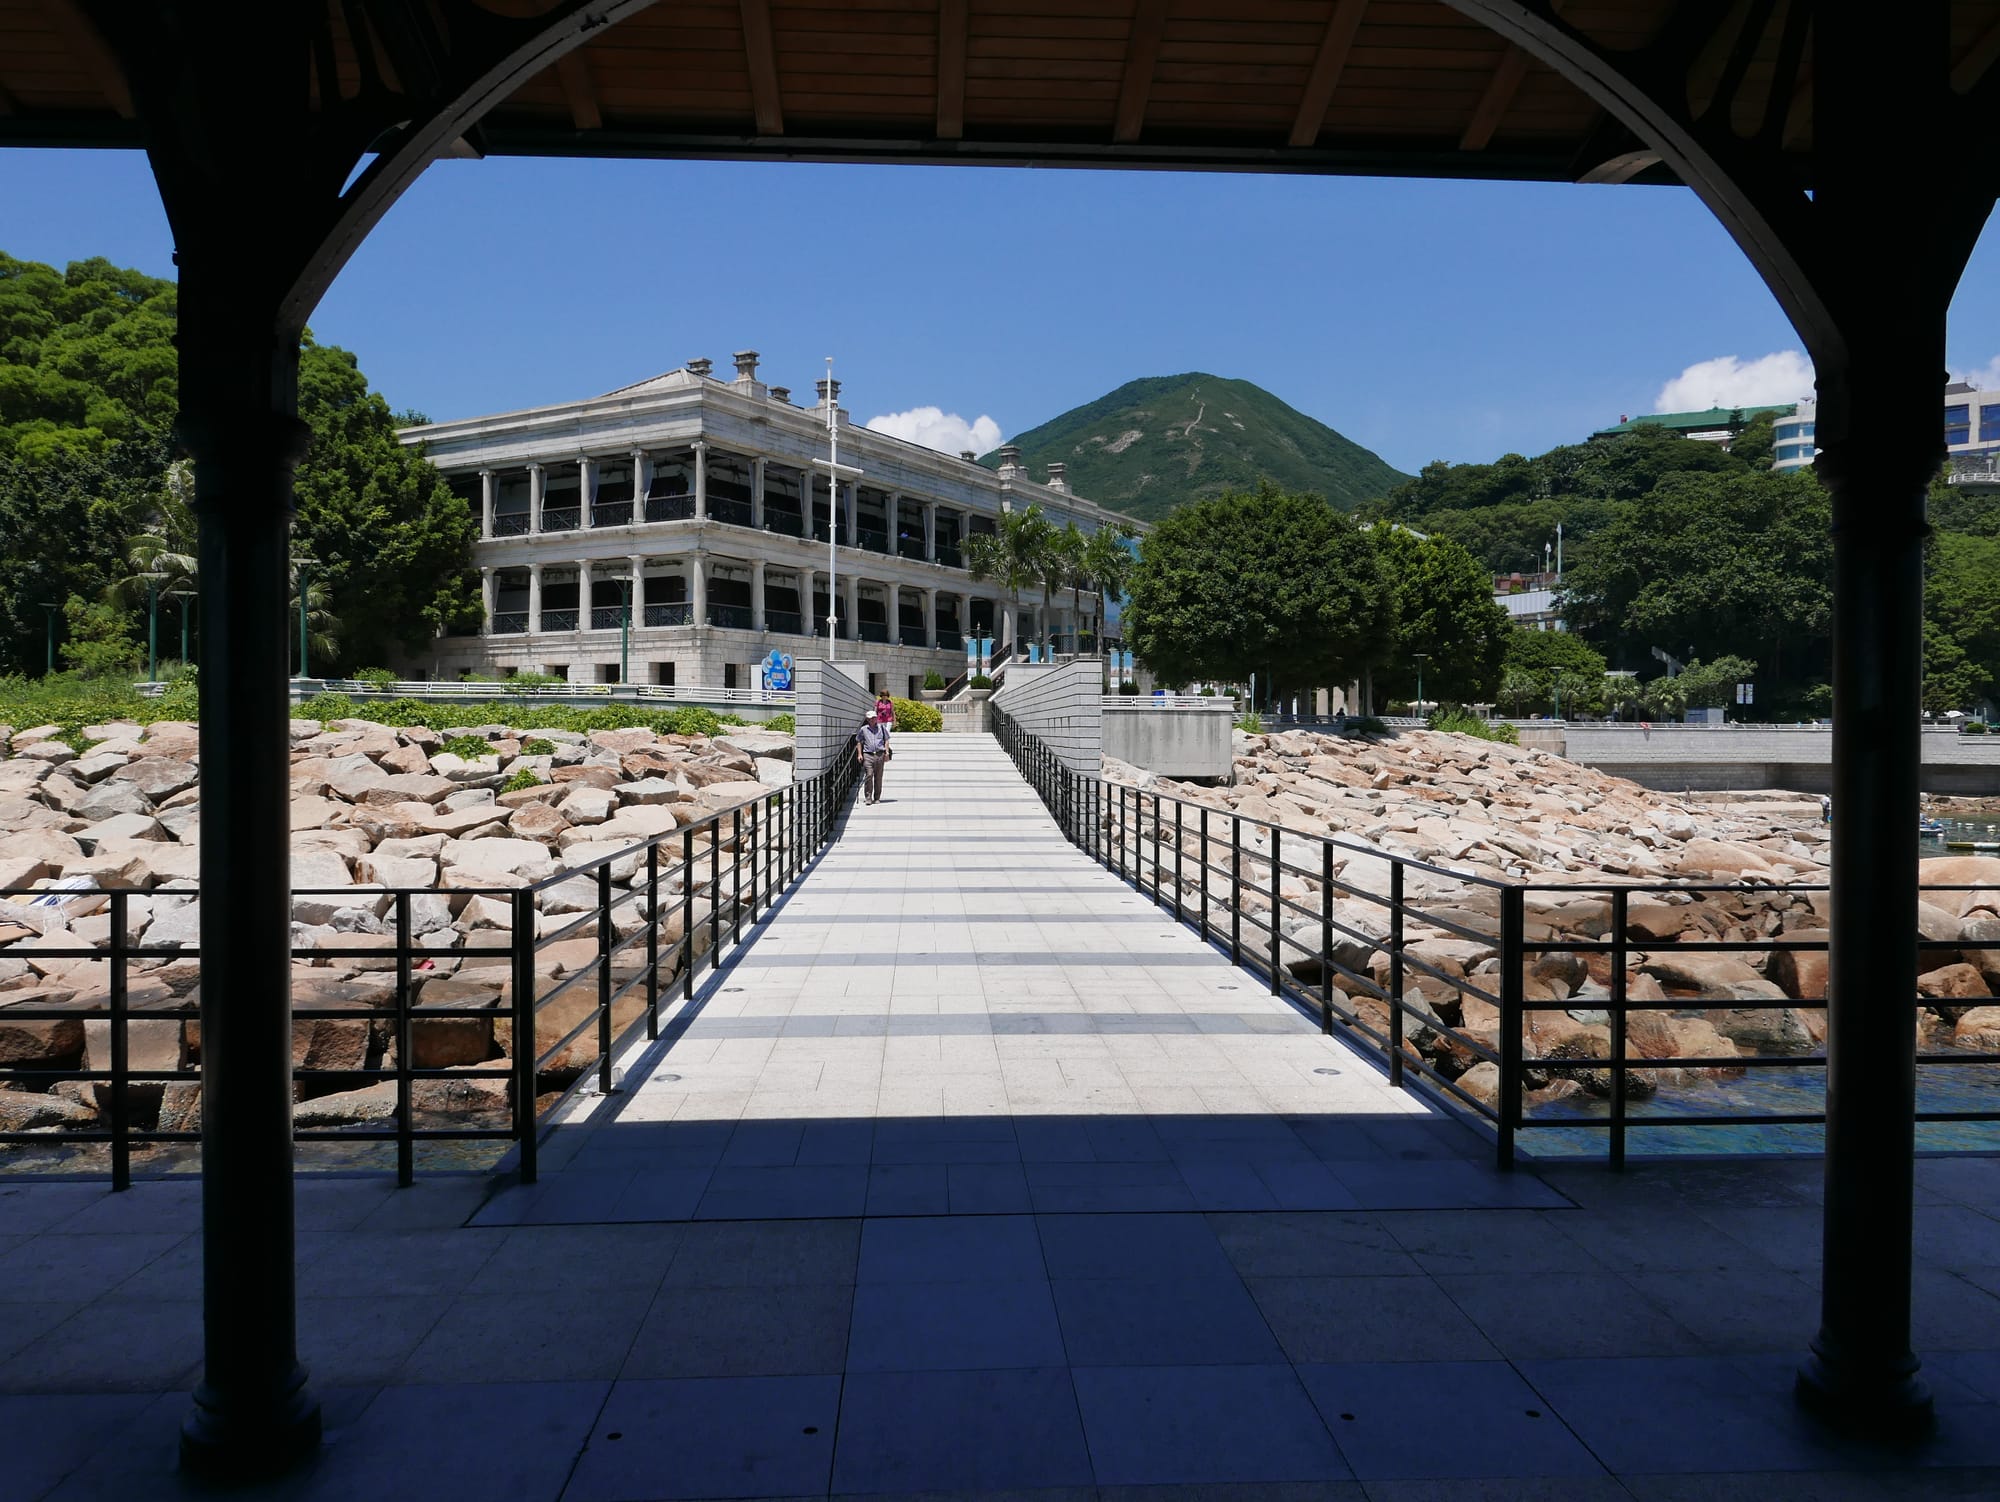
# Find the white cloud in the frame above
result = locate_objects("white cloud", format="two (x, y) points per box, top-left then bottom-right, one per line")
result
(865, 406), (1002, 456)
(1654, 350), (1815, 412)
(1952, 356), (2000, 391)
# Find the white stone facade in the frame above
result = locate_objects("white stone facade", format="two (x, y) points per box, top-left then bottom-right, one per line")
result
(398, 355), (1133, 697)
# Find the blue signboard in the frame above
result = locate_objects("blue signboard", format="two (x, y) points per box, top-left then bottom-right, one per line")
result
(762, 649), (794, 692)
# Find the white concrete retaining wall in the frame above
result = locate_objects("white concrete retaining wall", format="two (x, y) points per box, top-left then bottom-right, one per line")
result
(795, 658), (874, 778)
(1103, 705), (1236, 779)
(1547, 723), (2000, 795)
(993, 660), (1103, 774)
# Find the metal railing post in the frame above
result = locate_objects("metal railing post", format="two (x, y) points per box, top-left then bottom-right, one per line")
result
(1610, 887), (1629, 1171)
(1199, 806), (1210, 943)
(1174, 800), (1184, 924)
(1269, 826), (1282, 995)
(512, 888), (538, 1184)
(1151, 792), (1163, 906)
(646, 844), (661, 1040)
(1498, 883), (1525, 1170)
(682, 827), (697, 1002)
(1320, 841), (1334, 1035)
(597, 864), (615, 1096)
(710, 817), (723, 967)
(1230, 816), (1242, 965)
(109, 889), (130, 1192)
(1389, 860), (1406, 1086)
(394, 890), (414, 1187)
(732, 808), (744, 944)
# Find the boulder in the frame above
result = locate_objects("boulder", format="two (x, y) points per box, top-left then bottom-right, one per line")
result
(551, 765), (623, 790)
(588, 728), (658, 754)
(0, 1006), (86, 1065)
(1637, 952), (1787, 1001)
(293, 1082), (400, 1128)
(69, 751), (130, 784)
(561, 787), (617, 825)
(694, 780), (770, 813)
(615, 777), (686, 807)
(1705, 1006), (1816, 1055)
(16, 740), (77, 765)
(119, 756), (201, 800)
(754, 757), (795, 787)
(508, 803), (570, 842)
(0, 1090), (96, 1130)
(143, 896), (202, 949)
(439, 837), (556, 881)
(1917, 962), (1990, 1002)
(1953, 1006), (2000, 1052)
(1769, 928), (1830, 1001)
(353, 773), (457, 807)
(716, 730), (794, 760)
(291, 848), (354, 891)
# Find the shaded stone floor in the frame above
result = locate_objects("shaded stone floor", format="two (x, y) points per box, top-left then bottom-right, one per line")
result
(4, 736), (1999, 1499)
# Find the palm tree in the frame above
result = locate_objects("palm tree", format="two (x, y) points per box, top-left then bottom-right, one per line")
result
(965, 502), (1054, 655)
(1082, 522), (1138, 650)
(288, 560), (342, 672)
(1049, 522), (1089, 654)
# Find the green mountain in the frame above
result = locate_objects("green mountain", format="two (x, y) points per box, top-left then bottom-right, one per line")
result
(982, 373), (1408, 522)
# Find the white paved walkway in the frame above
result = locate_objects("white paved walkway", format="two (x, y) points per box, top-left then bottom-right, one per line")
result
(482, 733), (1562, 1223)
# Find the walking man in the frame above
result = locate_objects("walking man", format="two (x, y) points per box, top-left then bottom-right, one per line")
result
(856, 712), (891, 804)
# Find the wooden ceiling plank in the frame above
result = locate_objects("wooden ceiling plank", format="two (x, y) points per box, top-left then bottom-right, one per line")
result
(1460, 45), (1529, 150)
(1289, 0), (1369, 148)
(741, 0), (785, 133)
(937, 0), (967, 137)
(34, 0), (131, 117)
(555, 51), (603, 131)
(1113, 0), (1172, 144)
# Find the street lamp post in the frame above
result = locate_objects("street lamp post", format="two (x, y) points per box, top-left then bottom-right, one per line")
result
(619, 578), (631, 685)
(143, 571), (166, 684)
(292, 557), (316, 678)
(40, 601), (58, 675)
(1413, 652), (1430, 718)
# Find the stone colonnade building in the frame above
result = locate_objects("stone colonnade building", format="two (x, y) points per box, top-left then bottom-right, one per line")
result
(398, 352), (1133, 696)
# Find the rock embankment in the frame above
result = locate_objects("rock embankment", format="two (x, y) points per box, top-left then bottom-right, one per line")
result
(0, 715), (797, 1141)
(1104, 727), (2000, 1109)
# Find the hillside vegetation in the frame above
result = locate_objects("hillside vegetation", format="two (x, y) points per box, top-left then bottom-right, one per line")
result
(984, 373), (1407, 522)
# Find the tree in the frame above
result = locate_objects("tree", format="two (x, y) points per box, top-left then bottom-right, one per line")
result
(1640, 654), (1758, 718)
(59, 592), (141, 677)
(1082, 521), (1138, 648)
(1123, 482), (1393, 699)
(1499, 628), (1609, 716)
(1925, 531), (2000, 712)
(1370, 526), (1511, 706)
(965, 502), (1055, 651)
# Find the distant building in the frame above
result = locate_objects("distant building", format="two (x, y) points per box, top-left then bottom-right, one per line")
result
(397, 355), (1135, 694)
(1494, 570), (1564, 632)
(1774, 382), (2000, 481)
(1592, 404), (1796, 448)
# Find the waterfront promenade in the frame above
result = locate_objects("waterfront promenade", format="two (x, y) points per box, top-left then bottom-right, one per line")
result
(4, 735), (2000, 1499)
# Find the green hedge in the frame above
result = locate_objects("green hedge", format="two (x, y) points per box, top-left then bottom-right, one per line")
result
(891, 696), (943, 733)
(295, 693), (745, 739)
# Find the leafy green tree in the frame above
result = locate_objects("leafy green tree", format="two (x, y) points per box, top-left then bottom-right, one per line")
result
(1370, 526), (1510, 705)
(1124, 482), (1392, 699)
(1640, 654), (1758, 718)
(1082, 521), (1137, 647)
(1925, 531), (2000, 712)
(59, 593), (141, 678)
(1498, 628), (1609, 716)
(966, 502), (1055, 650)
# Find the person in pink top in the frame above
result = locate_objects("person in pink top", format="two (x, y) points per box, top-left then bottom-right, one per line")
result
(874, 693), (895, 727)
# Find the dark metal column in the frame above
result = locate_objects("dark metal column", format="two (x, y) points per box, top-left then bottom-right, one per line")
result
(176, 304), (321, 1476)
(1796, 377), (1938, 1438)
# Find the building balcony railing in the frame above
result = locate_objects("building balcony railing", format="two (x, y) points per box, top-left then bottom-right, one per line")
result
(858, 621), (890, 644)
(899, 625), (928, 648)
(645, 494), (695, 522)
(857, 526), (890, 554)
(710, 496), (754, 528)
(493, 513), (532, 538)
(936, 628), (964, 651)
(540, 608), (580, 632)
(490, 611), (528, 635)
(539, 505), (581, 533)
(643, 602), (692, 627)
(767, 610), (806, 636)
(935, 544), (963, 569)
(590, 501), (634, 528)
(897, 537), (927, 562)
(763, 511), (806, 539)
(590, 605), (628, 630)
(710, 604), (755, 630)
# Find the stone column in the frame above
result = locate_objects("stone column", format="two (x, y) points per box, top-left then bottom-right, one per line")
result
(691, 553), (707, 628)
(528, 462), (545, 533)
(1002, 602), (1016, 649)
(752, 559), (767, 632)
(480, 567), (495, 632)
(843, 482), (857, 547)
(528, 562), (543, 634)
(751, 457), (766, 530)
(575, 561), (591, 632)
(579, 456), (596, 530)
(842, 575), (859, 641)
(924, 587), (938, 648)
(924, 500), (937, 561)
(887, 582), (902, 647)
(631, 447), (650, 519)
(693, 441), (708, 522)
(479, 469), (495, 539)
(630, 555), (645, 627)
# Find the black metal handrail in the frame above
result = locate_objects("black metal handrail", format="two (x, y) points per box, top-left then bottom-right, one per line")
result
(489, 612), (528, 635)
(645, 494), (695, 522)
(493, 513), (532, 537)
(768, 610), (807, 635)
(988, 710), (2000, 1170)
(590, 605), (628, 630)
(709, 604), (754, 630)
(0, 753), (860, 1189)
(899, 625), (927, 647)
(590, 501), (634, 527)
(540, 608), (580, 632)
(539, 505), (581, 532)
(709, 496), (754, 528)
(643, 602), (692, 627)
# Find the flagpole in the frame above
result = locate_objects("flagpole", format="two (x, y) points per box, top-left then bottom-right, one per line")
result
(826, 356), (837, 662)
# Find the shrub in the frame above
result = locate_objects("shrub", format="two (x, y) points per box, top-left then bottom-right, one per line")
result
(968, 673), (994, 690)
(921, 670), (946, 691)
(1428, 707), (1520, 744)
(763, 713), (796, 734)
(440, 734), (491, 759)
(499, 766), (542, 794)
(1966, 721), (1989, 735)
(1345, 714), (1389, 738)
(891, 696), (943, 733)
(156, 665), (200, 721)
(1234, 710), (1264, 733)
(508, 670), (566, 691)
(519, 737), (556, 756)
(351, 667), (397, 690)
(297, 691), (358, 723)
(1118, 682), (1140, 695)
(1197, 686), (1215, 696)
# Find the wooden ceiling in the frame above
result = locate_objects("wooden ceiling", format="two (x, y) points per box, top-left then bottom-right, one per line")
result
(2, 2), (1998, 187)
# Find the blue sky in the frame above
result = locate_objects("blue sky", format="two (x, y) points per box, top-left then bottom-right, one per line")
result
(4, 147), (1997, 475)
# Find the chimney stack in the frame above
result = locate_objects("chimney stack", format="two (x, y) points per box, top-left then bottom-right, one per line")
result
(960, 450), (976, 461)
(1046, 462), (1068, 492)
(733, 350), (760, 382)
(770, 386), (792, 405)
(997, 444), (1025, 480)
(815, 377), (842, 408)
(687, 357), (713, 378)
